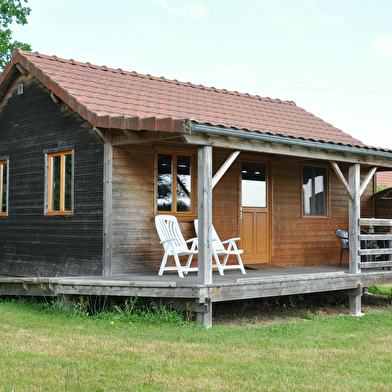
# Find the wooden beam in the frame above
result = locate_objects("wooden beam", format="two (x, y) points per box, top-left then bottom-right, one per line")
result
(102, 130), (113, 276)
(359, 218), (392, 226)
(182, 133), (392, 168)
(359, 167), (377, 197)
(348, 163), (362, 316)
(197, 145), (213, 286)
(212, 150), (240, 189)
(113, 130), (181, 145)
(330, 161), (354, 199)
(197, 145), (213, 328)
(349, 163), (361, 275)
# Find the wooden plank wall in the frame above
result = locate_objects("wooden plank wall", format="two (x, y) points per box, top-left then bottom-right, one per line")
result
(272, 160), (374, 266)
(111, 145), (240, 274)
(0, 76), (104, 276)
(111, 146), (376, 274)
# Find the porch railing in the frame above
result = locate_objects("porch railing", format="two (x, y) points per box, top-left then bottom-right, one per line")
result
(358, 218), (392, 269)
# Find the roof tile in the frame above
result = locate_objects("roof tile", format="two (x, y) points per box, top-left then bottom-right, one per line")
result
(0, 49), (385, 151)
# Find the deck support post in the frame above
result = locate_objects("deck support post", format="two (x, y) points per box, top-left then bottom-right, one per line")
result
(348, 163), (361, 315)
(348, 283), (364, 316)
(197, 145), (213, 327)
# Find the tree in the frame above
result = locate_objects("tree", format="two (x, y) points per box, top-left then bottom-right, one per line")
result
(0, 0), (31, 69)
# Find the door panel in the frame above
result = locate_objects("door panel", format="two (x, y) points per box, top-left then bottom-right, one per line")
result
(241, 161), (270, 264)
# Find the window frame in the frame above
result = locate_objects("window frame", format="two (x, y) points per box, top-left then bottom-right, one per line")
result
(45, 150), (74, 215)
(301, 165), (329, 218)
(0, 158), (8, 217)
(155, 150), (195, 215)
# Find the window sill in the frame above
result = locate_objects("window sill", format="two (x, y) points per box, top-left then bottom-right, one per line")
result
(45, 212), (72, 216)
(301, 215), (330, 219)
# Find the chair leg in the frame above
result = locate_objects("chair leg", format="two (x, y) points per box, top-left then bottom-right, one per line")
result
(236, 254), (246, 274)
(158, 251), (170, 276)
(339, 249), (344, 267)
(212, 251), (224, 275)
(184, 254), (194, 274)
(173, 253), (184, 278)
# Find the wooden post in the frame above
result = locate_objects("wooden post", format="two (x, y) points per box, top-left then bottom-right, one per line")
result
(348, 163), (362, 315)
(348, 283), (364, 317)
(102, 130), (113, 276)
(348, 164), (361, 274)
(197, 145), (213, 327)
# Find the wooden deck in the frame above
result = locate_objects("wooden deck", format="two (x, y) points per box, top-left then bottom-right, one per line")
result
(2, 264), (392, 304)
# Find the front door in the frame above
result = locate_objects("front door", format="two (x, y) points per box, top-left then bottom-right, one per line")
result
(241, 161), (270, 264)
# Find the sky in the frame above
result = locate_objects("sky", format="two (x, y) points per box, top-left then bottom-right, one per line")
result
(10, 0), (392, 149)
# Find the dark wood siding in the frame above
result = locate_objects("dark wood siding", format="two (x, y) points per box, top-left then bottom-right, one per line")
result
(0, 76), (104, 276)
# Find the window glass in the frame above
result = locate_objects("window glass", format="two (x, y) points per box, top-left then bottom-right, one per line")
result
(176, 155), (191, 212)
(314, 167), (326, 215)
(157, 152), (193, 213)
(303, 166), (327, 216)
(158, 154), (173, 211)
(0, 161), (7, 214)
(48, 151), (72, 214)
(64, 153), (72, 211)
(51, 155), (61, 212)
(242, 162), (266, 207)
(302, 166), (313, 215)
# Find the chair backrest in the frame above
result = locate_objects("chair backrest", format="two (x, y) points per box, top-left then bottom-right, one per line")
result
(155, 215), (188, 253)
(335, 229), (349, 249)
(194, 219), (225, 252)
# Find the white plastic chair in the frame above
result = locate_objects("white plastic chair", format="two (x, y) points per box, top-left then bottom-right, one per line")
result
(194, 219), (246, 274)
(155, 215), (198, 278)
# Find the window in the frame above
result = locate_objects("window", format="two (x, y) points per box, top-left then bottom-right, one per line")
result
(47, 151), (73, 214)
(303, 166), (327, 216)
(242, 162), (267, 207)
(157, 152), (194, 213)
(0, 160), (8, 216)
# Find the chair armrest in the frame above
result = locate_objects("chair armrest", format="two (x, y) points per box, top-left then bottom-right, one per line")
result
(221, 237), (241, 244)
(185, 237), (198, 243)
(186, 237), (198, 251)
(160, 237), (177, 244)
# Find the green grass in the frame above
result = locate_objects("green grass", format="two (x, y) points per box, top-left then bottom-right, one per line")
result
(1, 298), (392, 391)
(368, 285), (392, 296)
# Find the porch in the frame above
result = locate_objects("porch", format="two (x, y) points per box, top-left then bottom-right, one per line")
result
(2, 264), (392, 325)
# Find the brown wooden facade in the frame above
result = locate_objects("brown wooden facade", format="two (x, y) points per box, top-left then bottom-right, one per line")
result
(109, 141), (377, 276)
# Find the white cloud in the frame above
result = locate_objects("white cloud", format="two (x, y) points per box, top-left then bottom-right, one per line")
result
(374, 36), (392, 57)
(152, 0), (208, 19)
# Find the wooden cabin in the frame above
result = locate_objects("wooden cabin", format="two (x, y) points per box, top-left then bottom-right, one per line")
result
(1, 49), (392, 326)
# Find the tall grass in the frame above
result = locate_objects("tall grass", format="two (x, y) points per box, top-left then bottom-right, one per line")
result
(7, 295), (188, 325)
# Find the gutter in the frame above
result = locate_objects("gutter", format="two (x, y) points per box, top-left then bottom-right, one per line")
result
(191, 124), (392, 160)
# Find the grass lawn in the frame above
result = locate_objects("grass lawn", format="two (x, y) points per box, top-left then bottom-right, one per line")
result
(369, 284), (392, 296)
(1, 298), (392, 391)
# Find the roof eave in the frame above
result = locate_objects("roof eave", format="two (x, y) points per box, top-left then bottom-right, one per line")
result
(189, 123), (392, 164)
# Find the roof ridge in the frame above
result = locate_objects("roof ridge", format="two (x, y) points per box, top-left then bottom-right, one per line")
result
(21, 50), (296, 107)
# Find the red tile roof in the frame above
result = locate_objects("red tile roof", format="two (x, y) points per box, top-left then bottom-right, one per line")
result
(377, 172), (392, 187)
(0, 49), (381, 150)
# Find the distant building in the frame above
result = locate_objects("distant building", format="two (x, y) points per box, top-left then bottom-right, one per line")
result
(377, 172), (392, 189)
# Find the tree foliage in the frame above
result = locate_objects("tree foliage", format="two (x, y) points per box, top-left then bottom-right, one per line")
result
(0, 0), (31, 69)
